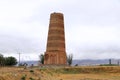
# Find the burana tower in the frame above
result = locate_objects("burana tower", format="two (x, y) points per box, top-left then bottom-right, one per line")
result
(44, 12), (67, 65)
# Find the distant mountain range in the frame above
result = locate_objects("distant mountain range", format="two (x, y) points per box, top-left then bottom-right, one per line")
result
(19, 59), (120, 66)
(72, 59), (120, 66)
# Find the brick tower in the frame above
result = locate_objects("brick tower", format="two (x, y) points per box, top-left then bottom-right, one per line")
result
(44, 12), (67, 65)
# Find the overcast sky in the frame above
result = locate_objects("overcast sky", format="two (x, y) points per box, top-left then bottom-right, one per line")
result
(0, 0), (120, 61)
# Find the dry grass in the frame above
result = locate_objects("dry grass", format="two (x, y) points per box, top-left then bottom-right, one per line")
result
(0, 66), (120, 80)
(0, 67), (53, 80)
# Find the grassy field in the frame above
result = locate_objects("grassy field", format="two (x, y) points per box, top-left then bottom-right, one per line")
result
(0, 66), (120, 80)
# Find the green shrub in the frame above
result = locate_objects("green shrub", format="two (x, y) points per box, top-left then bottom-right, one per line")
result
(21, 75), (27, 80)
(29, 70), (34, 73)
(29, 77), (35, 80)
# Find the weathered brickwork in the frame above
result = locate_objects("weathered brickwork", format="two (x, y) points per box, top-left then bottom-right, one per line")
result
(44, 12), (67, 65)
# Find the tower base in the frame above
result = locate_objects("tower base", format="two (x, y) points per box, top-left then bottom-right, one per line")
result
(44, 51), (67, 65)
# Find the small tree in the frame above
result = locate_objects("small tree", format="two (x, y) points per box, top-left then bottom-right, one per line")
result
(109, 59), (111, 65)
(5, 56), (17, 66)
(0, 54), (5, 66)
(67, 54), (73, 66)
(39, 54), (44, 64)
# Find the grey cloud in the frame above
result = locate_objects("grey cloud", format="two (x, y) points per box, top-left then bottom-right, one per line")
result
(0, 34), (41, 53)
(71, 45), (120, 59)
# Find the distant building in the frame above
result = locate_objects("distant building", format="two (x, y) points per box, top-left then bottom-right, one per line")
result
(44, 12), (67, 65)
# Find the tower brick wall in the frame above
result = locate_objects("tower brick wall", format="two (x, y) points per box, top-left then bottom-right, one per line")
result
(44, 12), (67, 65)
